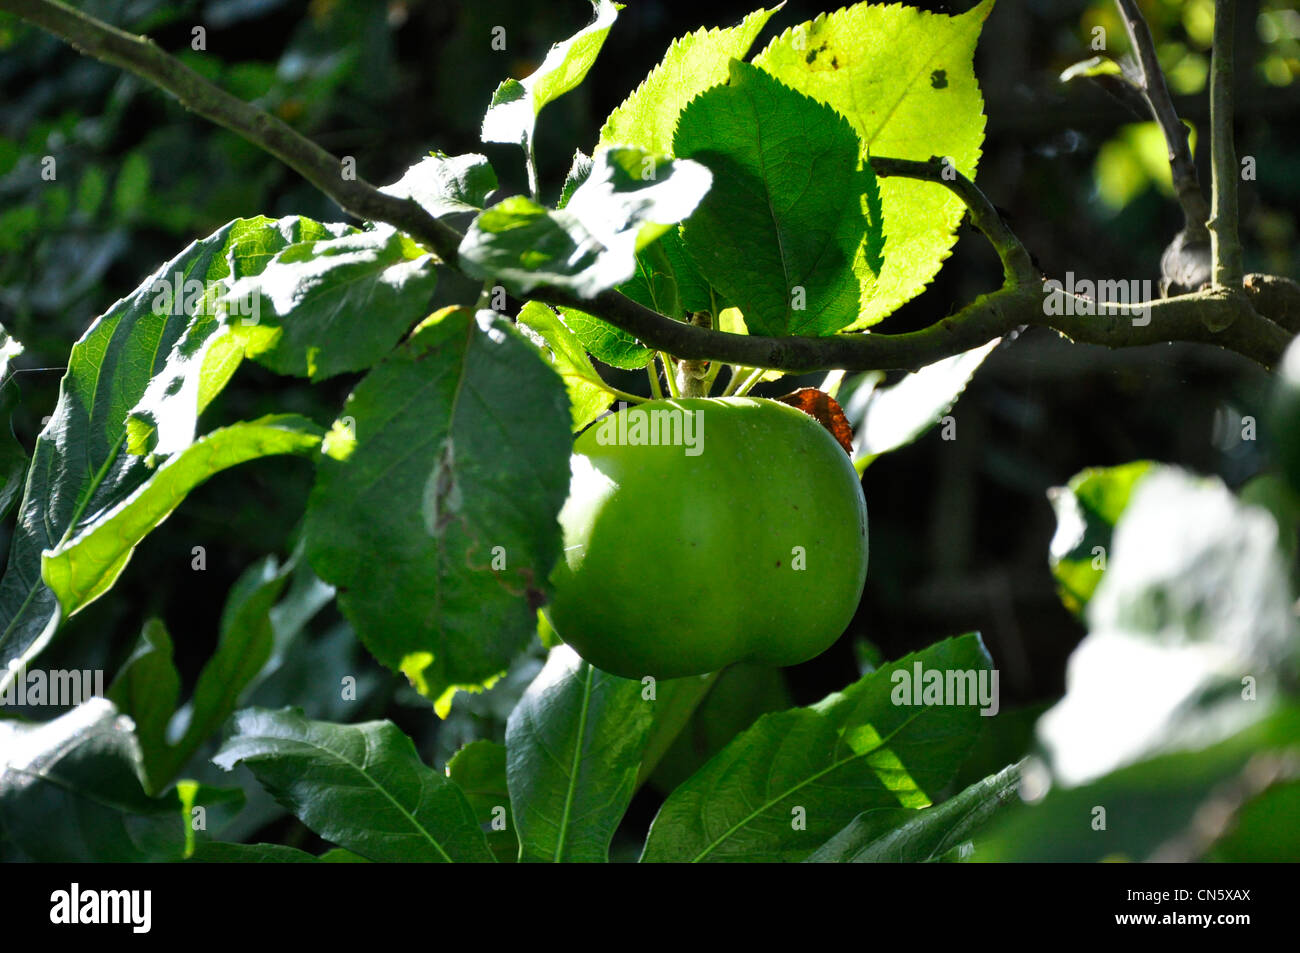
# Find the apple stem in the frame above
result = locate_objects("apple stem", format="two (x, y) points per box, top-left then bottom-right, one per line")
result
(675, 312), (712, 397)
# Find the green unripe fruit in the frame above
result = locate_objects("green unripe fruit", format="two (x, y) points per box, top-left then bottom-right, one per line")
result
(545, 397), (869, 679)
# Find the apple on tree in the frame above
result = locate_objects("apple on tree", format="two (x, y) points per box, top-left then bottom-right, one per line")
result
(546, 397), (869, 679)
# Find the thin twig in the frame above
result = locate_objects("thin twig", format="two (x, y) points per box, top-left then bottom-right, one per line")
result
(1115, 0), (1210, 237)
(1209, 0), (1245, 287)
(870, 155), (1037, 287)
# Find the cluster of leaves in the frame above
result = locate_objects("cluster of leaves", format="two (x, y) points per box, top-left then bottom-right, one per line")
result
(0, 0), (1296, 863)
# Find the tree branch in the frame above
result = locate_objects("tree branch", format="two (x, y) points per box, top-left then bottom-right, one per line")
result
(1209, 0), (1245, 287)
(870, 156), (1037, 287)
(1115, 0), (1210, 238)
(4, 0), (1292, 374)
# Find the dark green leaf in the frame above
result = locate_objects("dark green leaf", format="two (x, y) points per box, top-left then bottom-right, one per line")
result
(447, 739), (516, 862)
(506, 646), (655, 862)
(618, 238), (682, 320)
(109, 554), (297, 794)
(0, 217), (324, 693)
(674, 61), (881, 336)
(646, 662), (791, 793)
(213, 707), (493, 863)
(641, 633), (993, 862)
(753, 0), (994, 328)
(0, 699), (244, 861)
(807, 762), (1023, 862)
(303, 307), (571, 713)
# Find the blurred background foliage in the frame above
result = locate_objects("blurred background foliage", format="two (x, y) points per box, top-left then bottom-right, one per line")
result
(1, 0), (1298, 848)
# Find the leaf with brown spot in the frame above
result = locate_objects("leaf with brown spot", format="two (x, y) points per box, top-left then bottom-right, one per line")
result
(774, 387), (854, 456)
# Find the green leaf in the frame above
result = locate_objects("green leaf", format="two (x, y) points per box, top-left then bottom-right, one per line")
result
(225, 225), (438, 381)
(674, 60), (882, 336)
(641, 633), (993, 862)
(109, 555), (295, 794)
(598, 6), (781, 157)
(505, 646), (656, 862)
(302, 307), (571, 713)
(214, 707), (493, 863)
(1047, 460), (1157, 617)
(0, 699), (244, 862)
(0, 217), (324, 693)
(107, 619), (181, 793)
(557, 150), (593, 210)
(807, 761), (1023, 862)
(619, 238), (682, 320)
(380, 151), (497, 218)
(516, 301), (617, 431)
(481, 0), (620, 150)
(556, 305), (653, 370)
(446, 739), (516, 862)
(319, 848), (370, 862)
(42, 415), (322, 619)
(976, 707), (1300, 862)
(754, 0), (995, 328)
(646, 662), (791, 792)
(458, 148), (711, 299)
(1039, 468), (1298, 786)
(651, 229), (718, 314)
(845, 339), (999, 468)
(190, 841), (322, 862)
(949, 702), (1047, 793)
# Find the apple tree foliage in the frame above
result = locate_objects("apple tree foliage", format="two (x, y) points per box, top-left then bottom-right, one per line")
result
(0, 0), (1297, 864)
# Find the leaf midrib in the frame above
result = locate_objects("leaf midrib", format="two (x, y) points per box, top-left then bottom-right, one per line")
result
(688, 706), (930, 862)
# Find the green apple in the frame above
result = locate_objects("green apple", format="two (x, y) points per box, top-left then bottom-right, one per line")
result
(545, 397), (868, 678)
